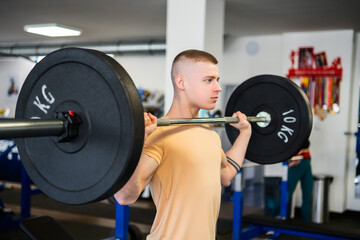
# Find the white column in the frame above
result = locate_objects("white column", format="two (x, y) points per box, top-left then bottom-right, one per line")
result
(164, 0), (225, 113)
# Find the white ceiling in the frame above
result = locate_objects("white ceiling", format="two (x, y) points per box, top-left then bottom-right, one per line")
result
(1, 0), (360, 47)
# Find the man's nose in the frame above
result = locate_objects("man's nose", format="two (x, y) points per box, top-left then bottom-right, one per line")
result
(214, 81), (222, 92)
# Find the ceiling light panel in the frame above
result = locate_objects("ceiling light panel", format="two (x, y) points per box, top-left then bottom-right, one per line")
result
(24, 23), (81, 37)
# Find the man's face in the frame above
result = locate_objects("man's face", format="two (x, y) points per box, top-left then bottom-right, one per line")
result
(182, 60), (221, 110)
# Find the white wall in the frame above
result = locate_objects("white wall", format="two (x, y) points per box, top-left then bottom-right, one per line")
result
(222, 35), (283, 84)
(0, 58), (34, 118)
(113, 54), (166, 92)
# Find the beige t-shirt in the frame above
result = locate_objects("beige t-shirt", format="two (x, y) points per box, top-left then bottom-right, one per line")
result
(143, 124), (226, 240)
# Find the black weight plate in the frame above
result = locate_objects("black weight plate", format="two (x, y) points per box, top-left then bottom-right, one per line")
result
(225, 75), (312, 164)
(15, 48), (144, 204)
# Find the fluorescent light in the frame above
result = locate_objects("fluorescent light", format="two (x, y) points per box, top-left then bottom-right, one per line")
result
(24, 23), (81, 37)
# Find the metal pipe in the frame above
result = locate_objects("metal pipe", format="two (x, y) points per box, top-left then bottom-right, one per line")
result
(0, 41), (166, 57)
(0, 119), (64, 139)
(157, 116), (270, 126)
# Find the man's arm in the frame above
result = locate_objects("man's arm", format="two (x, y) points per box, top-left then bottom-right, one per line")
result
(114, 153), (158, 205)
(114, 112), (158, 205)
(220, 111), (251, 186)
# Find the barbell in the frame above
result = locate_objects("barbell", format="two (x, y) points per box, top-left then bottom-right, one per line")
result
(0, 48), (312, 204)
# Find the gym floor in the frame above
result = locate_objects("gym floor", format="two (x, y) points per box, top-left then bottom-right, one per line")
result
(1, 182), (360, 240)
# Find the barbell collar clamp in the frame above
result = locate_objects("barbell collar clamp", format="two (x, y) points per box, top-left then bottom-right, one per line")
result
(56, 111), (82, 142)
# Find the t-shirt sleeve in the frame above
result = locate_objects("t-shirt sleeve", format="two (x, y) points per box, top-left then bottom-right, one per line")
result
(142, 129), (164, 165)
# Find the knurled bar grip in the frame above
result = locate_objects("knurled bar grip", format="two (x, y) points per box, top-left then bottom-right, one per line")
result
(0, 119), (64, 139)
(157, 116), (269, 126)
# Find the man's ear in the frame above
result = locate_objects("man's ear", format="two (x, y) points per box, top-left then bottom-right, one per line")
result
(174, 75), (185, 90)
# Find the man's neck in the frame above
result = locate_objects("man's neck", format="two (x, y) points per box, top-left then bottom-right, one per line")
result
(166, 102), (199, 119)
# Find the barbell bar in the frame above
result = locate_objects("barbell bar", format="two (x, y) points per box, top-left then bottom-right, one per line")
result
(0, 48), (312, 204)
(0, 111), (81, 140)
(0, 115), (270, 139)
(156, 116), (270, 126)
(0, 119), (64, 139)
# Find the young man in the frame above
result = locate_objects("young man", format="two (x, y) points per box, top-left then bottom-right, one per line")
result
(115, 49), (251, 239)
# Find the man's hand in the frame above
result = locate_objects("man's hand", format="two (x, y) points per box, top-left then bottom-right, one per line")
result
(144, 112), (157, 138)
(229, 111), (251, 134)
(289, 152), (304, 167)
(289, 160), (301, 167)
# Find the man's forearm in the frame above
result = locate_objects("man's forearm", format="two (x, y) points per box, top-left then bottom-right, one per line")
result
(222, 129), (251, 183)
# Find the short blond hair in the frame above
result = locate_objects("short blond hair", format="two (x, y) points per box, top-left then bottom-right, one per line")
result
(171, 49), (218, 81)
